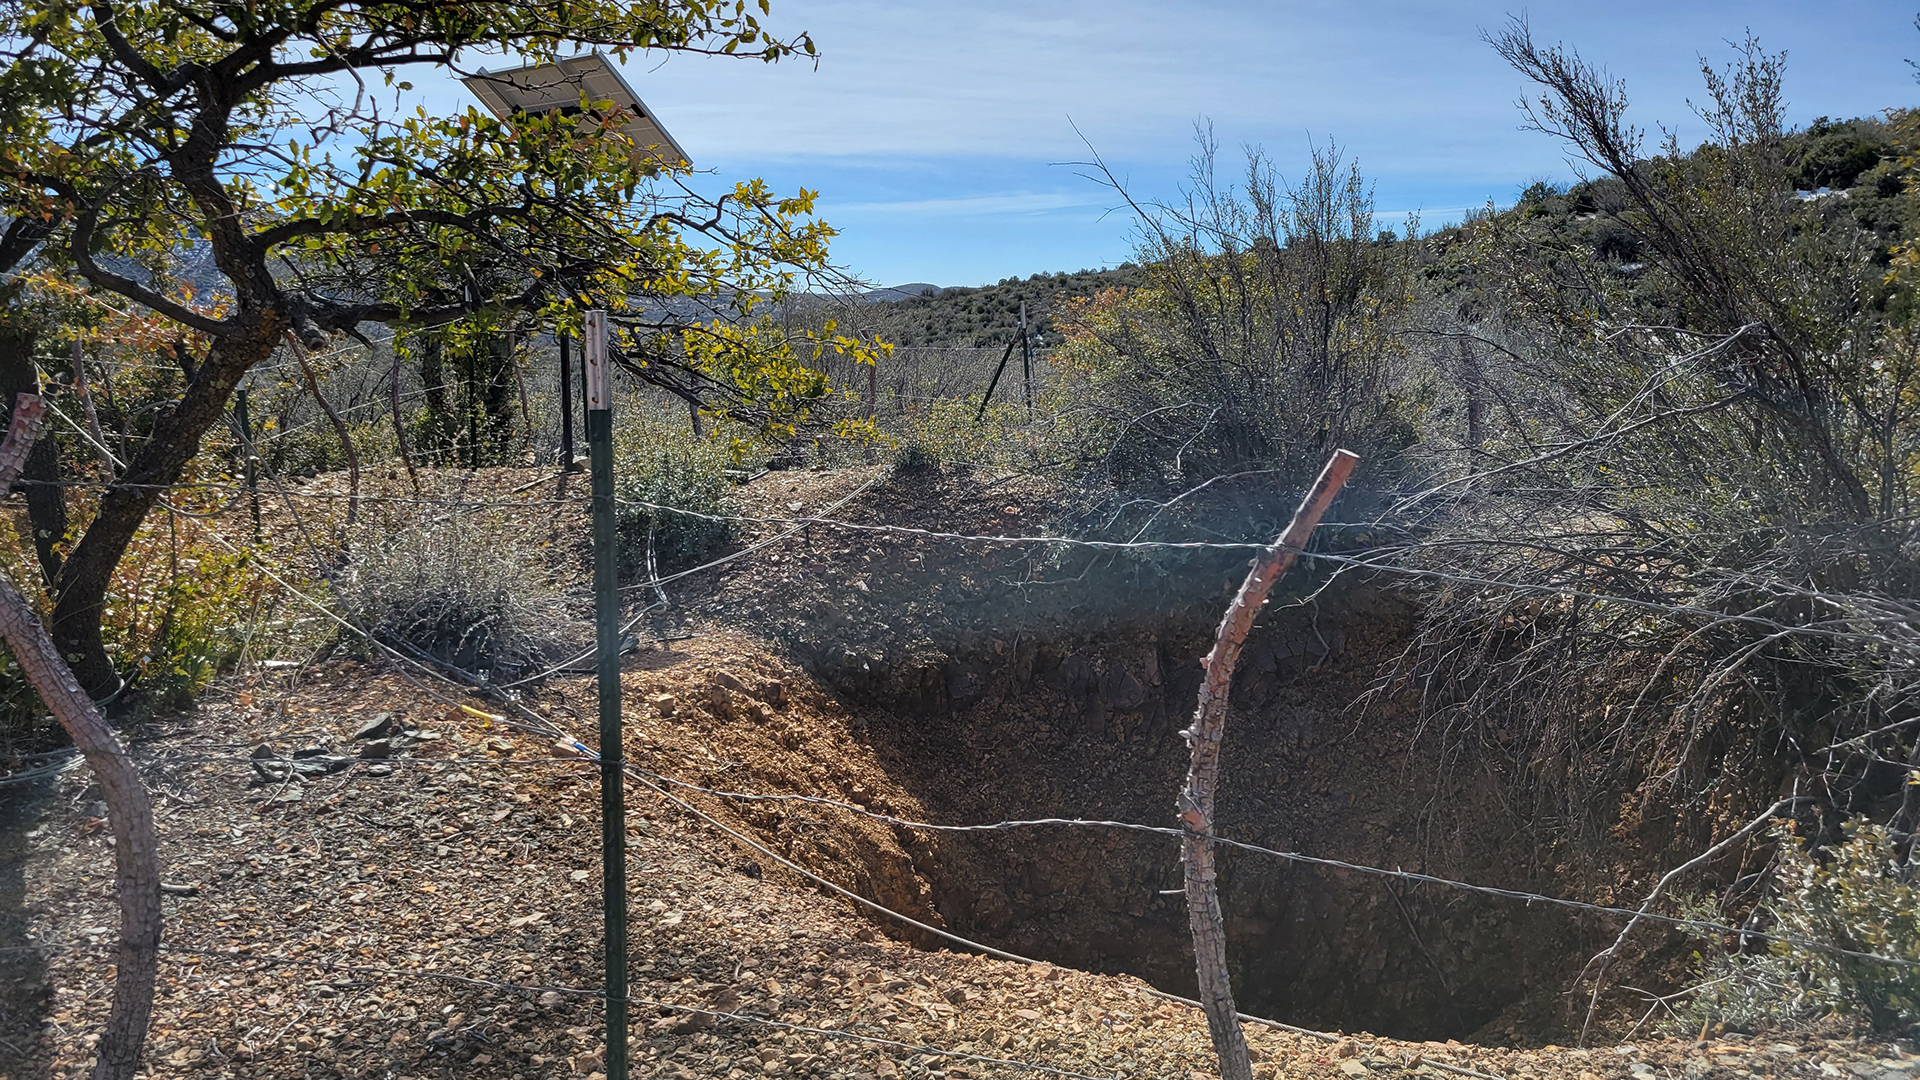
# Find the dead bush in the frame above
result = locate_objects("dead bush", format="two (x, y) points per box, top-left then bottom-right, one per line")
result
(330, 517), (583, 676)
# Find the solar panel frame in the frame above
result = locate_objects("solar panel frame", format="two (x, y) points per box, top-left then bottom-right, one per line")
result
(462, 53), (692, 169)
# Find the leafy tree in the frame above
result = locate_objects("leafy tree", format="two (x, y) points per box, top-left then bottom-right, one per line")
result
(0, 0), (869, 696)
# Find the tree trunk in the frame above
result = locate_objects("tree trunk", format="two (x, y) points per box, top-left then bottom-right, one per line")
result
(1458, 337), (1484, 453)
(0, 394), (161, 1080)
(389, 352), (420, 492)
(0, 325), (69, 583)
(1180, 449), (1356, 1080)
(51, 326), (279, 698)
(482, 333), (516, 461)
(416, 333), (454, 460)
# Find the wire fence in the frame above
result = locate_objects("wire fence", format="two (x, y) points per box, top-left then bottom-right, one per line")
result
(4, 416), (1916, 1074)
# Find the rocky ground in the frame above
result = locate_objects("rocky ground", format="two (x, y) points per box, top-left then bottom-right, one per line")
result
(0, 465), (1915, 1078)
(7, 658), (1916, 1080)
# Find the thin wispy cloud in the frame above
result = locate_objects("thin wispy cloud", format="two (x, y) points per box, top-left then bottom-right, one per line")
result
(571, 1), (1920, 284)
(828, 192), (1115, 218)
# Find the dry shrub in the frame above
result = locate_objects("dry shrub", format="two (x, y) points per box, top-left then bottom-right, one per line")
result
(331, 516), (582, 677)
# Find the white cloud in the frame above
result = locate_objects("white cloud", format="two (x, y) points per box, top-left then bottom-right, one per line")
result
(411, 1), (1920, 282)
(827, 191), (1116, 218)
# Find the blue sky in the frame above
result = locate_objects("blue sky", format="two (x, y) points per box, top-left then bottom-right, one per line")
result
(569, 3), (1920, 286)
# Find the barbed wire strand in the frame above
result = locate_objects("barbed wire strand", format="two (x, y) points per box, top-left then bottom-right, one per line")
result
(86, 733), (1899, 977)
(80, 736), (1901, 975)
(10, 419), (1912, 1058)
(35, 457), (1916, 978)
(9, 462), (1899, 652)
(609, 765), (1920, 972)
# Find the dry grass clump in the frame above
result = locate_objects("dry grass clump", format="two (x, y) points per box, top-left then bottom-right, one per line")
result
(330, 515), (583, 675)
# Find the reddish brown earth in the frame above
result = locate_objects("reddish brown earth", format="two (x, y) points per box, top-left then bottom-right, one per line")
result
(0, 464), (1906, 1077)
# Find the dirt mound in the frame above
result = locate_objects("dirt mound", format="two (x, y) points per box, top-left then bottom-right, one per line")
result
(6, 654), (1900, 1080)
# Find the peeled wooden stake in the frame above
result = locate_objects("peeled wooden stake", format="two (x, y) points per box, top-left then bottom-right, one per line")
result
(1180, 449), (1358, 1080)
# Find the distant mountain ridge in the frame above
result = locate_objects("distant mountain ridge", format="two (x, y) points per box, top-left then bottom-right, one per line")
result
(862, 283), (944, 303)
(847, 265), (1143, 348)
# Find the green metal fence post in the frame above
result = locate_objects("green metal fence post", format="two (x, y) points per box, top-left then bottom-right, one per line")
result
(584, 309), (627, 1080)
(234, 388), (261, 542)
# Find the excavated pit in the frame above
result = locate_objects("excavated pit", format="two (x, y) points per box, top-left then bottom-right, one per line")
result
(796, 585), (1620, 1044)
(696, 470), (1694, 1044)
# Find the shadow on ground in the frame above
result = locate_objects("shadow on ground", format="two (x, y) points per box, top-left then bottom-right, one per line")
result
(0, 770), (55, 1078)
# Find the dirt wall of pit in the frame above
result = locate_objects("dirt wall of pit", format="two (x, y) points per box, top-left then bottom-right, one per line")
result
(795, 582), (1623, 1044)
(659, 471), (1783, 1045)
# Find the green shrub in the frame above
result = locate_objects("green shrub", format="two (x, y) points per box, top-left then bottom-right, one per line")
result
(1671, 822), (1920, 1035)
(892, 440), (942, 475)
(611, 407), (734, 573)
(261, 417), (400, 477)
(1046, 140), (1421, 492)
(891, 397), (1036, 472)
(331, 516), (580, 675)
(1798, 131), (1885, 190)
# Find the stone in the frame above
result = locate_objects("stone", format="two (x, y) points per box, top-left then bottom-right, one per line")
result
(1338, 1061), (1370, 1077)
(538, 991), (564, 1007)
(365, 764), (394, 777)
(668, 1011), (713, 1035)
(357, 739), (392, 759)
(649, 694), (677, 718)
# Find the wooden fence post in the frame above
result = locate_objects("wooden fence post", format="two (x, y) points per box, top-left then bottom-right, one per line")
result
(1181, 449), (1358, 1080)
(0, 394), (161, 1080)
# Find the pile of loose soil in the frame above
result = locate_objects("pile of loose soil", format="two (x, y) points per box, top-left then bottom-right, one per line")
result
(4, 656), (1911, 1080)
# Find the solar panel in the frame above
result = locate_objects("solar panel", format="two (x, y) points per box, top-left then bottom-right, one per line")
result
(462, 53), (691, 169)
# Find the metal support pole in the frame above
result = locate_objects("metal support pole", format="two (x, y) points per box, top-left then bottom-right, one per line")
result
(585, 310), (627, 1080)
(559, 331), (576, 470)
(234, 388), (261, 542)
(972, 334), (1020, 425)
(1020, 301), (1033, 417)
